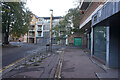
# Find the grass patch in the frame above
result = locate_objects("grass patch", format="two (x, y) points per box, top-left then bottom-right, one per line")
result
(29, 60), (34, 62)
(33, 57), (36, 59)
(40, 58), (45, 60)
(33, 64), (40, 66)
(24, 64), (29, 66)
(37, 60), (42, 63)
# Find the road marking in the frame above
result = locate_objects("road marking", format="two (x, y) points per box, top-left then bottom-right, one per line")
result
(55, 51), (64, 78)
(0, 57), (25, 73)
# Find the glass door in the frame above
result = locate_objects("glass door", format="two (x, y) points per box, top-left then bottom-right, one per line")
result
(94, 26), (107, 61)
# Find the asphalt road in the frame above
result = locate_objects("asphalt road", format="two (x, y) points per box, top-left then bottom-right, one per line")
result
(2, 42), (64, 68)
(2, 42), (47, 68)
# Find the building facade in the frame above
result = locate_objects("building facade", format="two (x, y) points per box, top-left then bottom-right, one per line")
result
(27, 15), (63, 45)
(91, 1), (120, 68)
(79, 0), (120, 68)
(36, 17), (63, 45)
(27, 14), (38, 43)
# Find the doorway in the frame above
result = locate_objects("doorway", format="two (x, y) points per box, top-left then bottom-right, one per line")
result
(74, 37), (82, 46)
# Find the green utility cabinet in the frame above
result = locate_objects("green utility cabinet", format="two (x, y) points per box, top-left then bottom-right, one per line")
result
(74, 37), (82, 46)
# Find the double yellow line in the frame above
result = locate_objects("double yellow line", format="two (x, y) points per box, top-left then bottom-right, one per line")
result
(55, 51), (64, 78)
(0, 57), (25, 73)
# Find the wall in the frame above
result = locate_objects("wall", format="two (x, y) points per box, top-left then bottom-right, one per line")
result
(109, 12), (120, 68)
(69, 33), (87, 47)
(91, 11), (120, 68)
(80, 2), (104, 26)
(29, 15), (38, 44)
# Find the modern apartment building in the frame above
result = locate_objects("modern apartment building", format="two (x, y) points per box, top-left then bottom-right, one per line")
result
(27, 14), (38, 43)
(27, 15), (63, 45)
(79, 0), (120, 68)
(36, 16), (63, 45)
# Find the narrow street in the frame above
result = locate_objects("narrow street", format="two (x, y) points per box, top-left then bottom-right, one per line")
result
(2, 42), (62, 68)
(2, 42), (46, 67)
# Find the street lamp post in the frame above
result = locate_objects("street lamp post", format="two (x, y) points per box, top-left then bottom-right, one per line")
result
(50, 9), (53, 52)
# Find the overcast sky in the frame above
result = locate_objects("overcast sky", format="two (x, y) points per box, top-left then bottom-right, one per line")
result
(26, 0), (79, 17)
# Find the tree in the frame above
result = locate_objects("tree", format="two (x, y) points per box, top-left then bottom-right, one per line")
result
(53, 6), (84, 37)
(66, 7), (84, 33)
(2, 2), (32, 44)
(53, 6), (84, 44)
(52, 19), (72, 43)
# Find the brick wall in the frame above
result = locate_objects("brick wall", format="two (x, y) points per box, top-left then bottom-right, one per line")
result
(69, 33), (87, 46)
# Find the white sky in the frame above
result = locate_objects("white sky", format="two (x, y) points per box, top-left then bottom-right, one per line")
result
(26, 0), (79, 17)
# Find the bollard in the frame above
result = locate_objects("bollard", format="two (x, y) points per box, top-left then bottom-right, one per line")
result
(24, 54), (26, 65)
(39, 53), (41, 60)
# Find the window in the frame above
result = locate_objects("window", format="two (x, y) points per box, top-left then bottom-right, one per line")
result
(94, 26), (107, 61)
(38, 32), (42, 36)
(30, 25), (35, 30)
(94, 15), (97, 23)
(43, 31), (49, 38)
(29, 32), (35, 37)
(43, 25), (50, 30)
(38, 25), (42, 30)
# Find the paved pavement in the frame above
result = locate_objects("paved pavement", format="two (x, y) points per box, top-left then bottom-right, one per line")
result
(61, 48), (105, 78)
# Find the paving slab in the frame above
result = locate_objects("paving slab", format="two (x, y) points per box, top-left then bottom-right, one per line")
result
(61, 48), (105, 78)
(85, 52), (120, 79)
(11, 71), (43, 78)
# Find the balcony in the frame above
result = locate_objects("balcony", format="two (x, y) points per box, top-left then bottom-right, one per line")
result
(38, 34), (41, 37)
(37, 27), (42, 31)
(29, 34), (35, 38)
(37, 33), (42, 37)
(29, 26), (35, 31)
(79, 2), (103, 29)
(37, 21), (43, 24)
(79, 1), (91, 10)
(29, 28), (35, 31)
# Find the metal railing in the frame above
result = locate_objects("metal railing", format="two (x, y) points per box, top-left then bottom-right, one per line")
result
(29, 34), (35, 37)
(38, 28), (42, 31)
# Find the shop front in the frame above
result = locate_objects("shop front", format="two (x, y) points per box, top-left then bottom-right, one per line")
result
(91, 2), (120, 68)
(93, 26), (107, 62)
